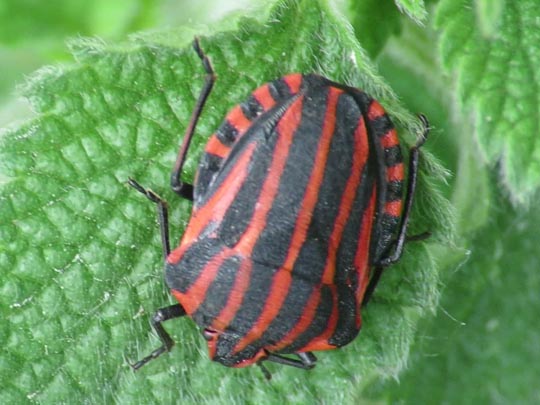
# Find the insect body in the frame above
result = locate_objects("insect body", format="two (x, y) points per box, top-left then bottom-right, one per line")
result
(129, 38), (428, 373)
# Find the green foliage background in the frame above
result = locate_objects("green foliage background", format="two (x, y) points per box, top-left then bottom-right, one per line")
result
(1, 0), (539, 403)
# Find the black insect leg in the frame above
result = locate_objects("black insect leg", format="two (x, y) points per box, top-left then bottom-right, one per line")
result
(257, 351), (317, 380)
(170, 37), (216, 201)
(257, 361), (273, 380)
(362, 266), (383, 306)
(297, 352), (318, 368)
(265, 351), (317, 370)
(128, 178), (171, 258)
(377, 114), (430, 267)
(364, 115), (430, 306)
(126, 38), (216, 371)
(129, 304), (187, 370)
(127, 180), (187, 369)
(405, 231), (432, 242)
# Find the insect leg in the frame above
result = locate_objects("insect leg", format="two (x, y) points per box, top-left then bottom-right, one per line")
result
(405, 231), (431, 243)
(362, 266), (383, 306)
(129, 304), (186, 370)
(376, 114), (430, 267)
(257, 352), (317, 380)
(128, 178), (171, 258)
(170, 37), (216, 201)
(264, 351), (317, 370)
(363, 229), (431, 307)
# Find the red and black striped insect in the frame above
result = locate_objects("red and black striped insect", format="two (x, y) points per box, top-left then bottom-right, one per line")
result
(128, 38), (429, 375)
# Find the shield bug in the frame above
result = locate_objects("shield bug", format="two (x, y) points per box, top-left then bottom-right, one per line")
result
(128, 38), (429, 375)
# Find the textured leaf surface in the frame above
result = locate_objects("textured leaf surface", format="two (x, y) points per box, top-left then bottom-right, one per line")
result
(0, 0), (452, 403)
(436, 0), (540, 203)
(368, 190), (540, 404)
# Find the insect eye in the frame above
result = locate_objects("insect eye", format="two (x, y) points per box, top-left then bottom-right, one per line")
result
(203, 328), (218, 341)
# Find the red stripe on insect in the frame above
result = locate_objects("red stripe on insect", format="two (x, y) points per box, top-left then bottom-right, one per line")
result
(322, 115), (369, 285)
(204, 135), (230, 158)
(380, 128), (399, 149)
(238, 269), (292, 350)
(282, 87), (343, 271)
(283, 73), (303, 94)
(353, 187), (377, 308)
(233, 87), (343, 354)
(384, 200), (402, 217)
(386, 163), (404, 182)
(169, 142), (257, 263)
(211, 258), (253, 331)
(227, 105), (252, 135)
(231, 349), (268, 369)
(299, 285), (339, 352)
(234, 96), (304, 256)
(207, 97), (303, 342)
(252, 83), (276, 111)
(172, 249), (230, 315)
(267, 287), (322, 352)
(367, 100), (386, 120)
(225, 96), (303, 351)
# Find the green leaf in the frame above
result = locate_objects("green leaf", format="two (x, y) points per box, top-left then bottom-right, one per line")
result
(367, 188), (540, 403)
(377, 16), (491, 234)
(360, 11), (538, 403)
(347, 0), (429, 58)
(394, 0), (428, 23)
(0, 0), (160, 45)
(0, 47), (46, 105)
(0, 0), (453, 402)
(435, 0), (540, 204)
(475, 0), (505, 38)
(348, 0), (402, 58)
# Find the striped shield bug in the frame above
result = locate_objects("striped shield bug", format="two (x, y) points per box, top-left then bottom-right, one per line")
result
(128, 38), (429, 376)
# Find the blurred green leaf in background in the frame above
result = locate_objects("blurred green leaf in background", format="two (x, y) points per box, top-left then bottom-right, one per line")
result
(0, 0), (163, 126)
(1, 0), (539, 404)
